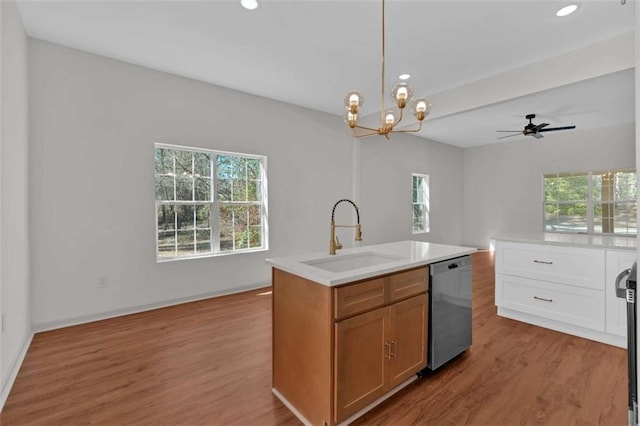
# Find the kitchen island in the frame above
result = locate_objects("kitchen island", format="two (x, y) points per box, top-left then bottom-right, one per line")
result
(493, 232), (637, 348)
(266, 240), (476, 426)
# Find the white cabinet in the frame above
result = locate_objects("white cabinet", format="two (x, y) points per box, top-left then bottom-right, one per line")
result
(495, 242), (605, 290)
(495, 239), (630, 348)
(496, 274), (605, 331)
(605, 249), (636, 338)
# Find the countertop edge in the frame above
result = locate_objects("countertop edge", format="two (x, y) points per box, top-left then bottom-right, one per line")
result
(493, 233), (637, 251)
(266, 241), (477, 287)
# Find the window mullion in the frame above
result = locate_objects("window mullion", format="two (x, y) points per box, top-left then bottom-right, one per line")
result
(231, 208), (236, 251)
(587, 171), (594, 234)
(192, 154), (196, 253)
(212, 154), (220, 253)
(173, 203), (178, 256)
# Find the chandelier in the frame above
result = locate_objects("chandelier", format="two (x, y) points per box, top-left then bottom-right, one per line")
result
(343, 0), (431, 139)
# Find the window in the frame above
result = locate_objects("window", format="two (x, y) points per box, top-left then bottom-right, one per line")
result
(412, 173), (430, 233)
(543, 168), (636, 235)
(155, 144), (268, 261)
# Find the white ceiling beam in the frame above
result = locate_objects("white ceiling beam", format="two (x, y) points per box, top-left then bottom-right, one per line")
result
(427, 31), (634, 121)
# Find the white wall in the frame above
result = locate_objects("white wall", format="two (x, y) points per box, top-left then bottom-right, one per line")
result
(30, 39), (458, 328)
(462, 122), (635, 248)
(0, 0), (31, 392)
(357, 135), (464, 246)
(28, 37), (634, 330)
(28, 39), (468, 329)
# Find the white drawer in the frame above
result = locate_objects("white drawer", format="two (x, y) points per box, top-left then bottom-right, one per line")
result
(496, 274), (605, 332)
(495, 241), (605, 290)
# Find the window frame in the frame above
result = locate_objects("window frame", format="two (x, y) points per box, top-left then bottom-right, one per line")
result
(542, 168), (636, 236)
(412, 173), (430, 234)
(155, 143), (268, 262)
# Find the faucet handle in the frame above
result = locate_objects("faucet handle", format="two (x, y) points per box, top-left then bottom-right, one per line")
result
(335, 236), (343, 250)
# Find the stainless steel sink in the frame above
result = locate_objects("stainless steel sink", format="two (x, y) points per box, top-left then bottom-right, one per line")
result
(301, 252), (404, 273)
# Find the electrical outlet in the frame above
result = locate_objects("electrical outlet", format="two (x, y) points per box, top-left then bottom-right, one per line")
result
(98, 277), (109, 289)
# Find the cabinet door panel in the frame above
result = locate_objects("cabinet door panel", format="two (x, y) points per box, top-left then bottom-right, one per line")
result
(334, 307), (387, 423)
(387, 294), (428, 389)
(497, 274), (605, 331)
(496, 242), (605, 290)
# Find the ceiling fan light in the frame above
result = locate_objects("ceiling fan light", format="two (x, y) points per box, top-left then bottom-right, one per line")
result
(344, 90), (364, 114)
(556, 4), (578, 17)
(391, 83), (413, 109)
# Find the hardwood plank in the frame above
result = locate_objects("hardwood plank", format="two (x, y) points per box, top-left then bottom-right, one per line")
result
(0, 251), (627, 425)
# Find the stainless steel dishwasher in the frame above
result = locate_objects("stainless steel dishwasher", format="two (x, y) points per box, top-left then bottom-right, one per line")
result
(427, 255), (473, 370)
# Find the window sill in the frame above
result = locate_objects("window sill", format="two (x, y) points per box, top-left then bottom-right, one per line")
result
(156, 246), (268, 263)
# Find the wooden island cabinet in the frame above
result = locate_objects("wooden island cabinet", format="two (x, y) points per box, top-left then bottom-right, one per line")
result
(272, 266), (428, 426)
(267, 240), (476, 425)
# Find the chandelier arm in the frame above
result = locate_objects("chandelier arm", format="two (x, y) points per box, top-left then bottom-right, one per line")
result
(352, 129), (383, 139)
(390, 122), (424, 134)
(393, 107), (404, 127)
(353, 124), (380, 132)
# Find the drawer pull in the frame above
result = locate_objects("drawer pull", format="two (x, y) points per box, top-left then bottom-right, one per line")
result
(390, 340), (397, 358)
(533, 296), (553, 303)
(533, 260), (553, 265)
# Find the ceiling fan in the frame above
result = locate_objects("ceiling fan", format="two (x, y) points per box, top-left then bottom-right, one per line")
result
(496, 114), (576, 140)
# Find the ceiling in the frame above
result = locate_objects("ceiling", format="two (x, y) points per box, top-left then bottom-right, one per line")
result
(15, 0), (636, 148)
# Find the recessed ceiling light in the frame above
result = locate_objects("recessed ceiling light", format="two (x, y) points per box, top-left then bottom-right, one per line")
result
(556, 4), (578, 17)
(241, 0), (259, 10)
(399, 73), (411, 80)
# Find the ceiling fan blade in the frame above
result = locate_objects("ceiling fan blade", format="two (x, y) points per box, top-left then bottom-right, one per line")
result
(496, 133), (523, 140)
(496, 130), (522, 133)
(535, 123), (549, 130)
(531, 132), (544, 139)
(539, 125), (576, 132)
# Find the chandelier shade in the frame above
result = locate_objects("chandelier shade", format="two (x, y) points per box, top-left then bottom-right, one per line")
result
(343, 0), (431, 139)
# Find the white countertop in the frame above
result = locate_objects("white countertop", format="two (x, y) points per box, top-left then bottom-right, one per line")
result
(493, 232), (637, 250)
(265, 240), (477, 286)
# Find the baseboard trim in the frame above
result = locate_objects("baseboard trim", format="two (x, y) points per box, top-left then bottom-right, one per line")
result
(0, 331), (34, 412)
(337, 376), (417, 426)
(272, 388), (312, 426)
(33, 282), (271, 333)
(273, 375), (418, 426)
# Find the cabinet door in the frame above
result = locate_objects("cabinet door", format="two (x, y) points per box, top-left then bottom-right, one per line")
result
(334, 306), (388, 423)
(387, 294), (428, 389)
(605, 249), (636, 339)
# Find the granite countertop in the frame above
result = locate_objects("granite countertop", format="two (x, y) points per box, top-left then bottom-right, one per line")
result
(493, 232), (637, 250)
(265, 240), (477, 286)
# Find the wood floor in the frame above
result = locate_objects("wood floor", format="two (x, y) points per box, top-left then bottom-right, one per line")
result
(1, 251), (627, 425)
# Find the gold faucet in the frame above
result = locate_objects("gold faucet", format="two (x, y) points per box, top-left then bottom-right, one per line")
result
(330, 199), (363, 255)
